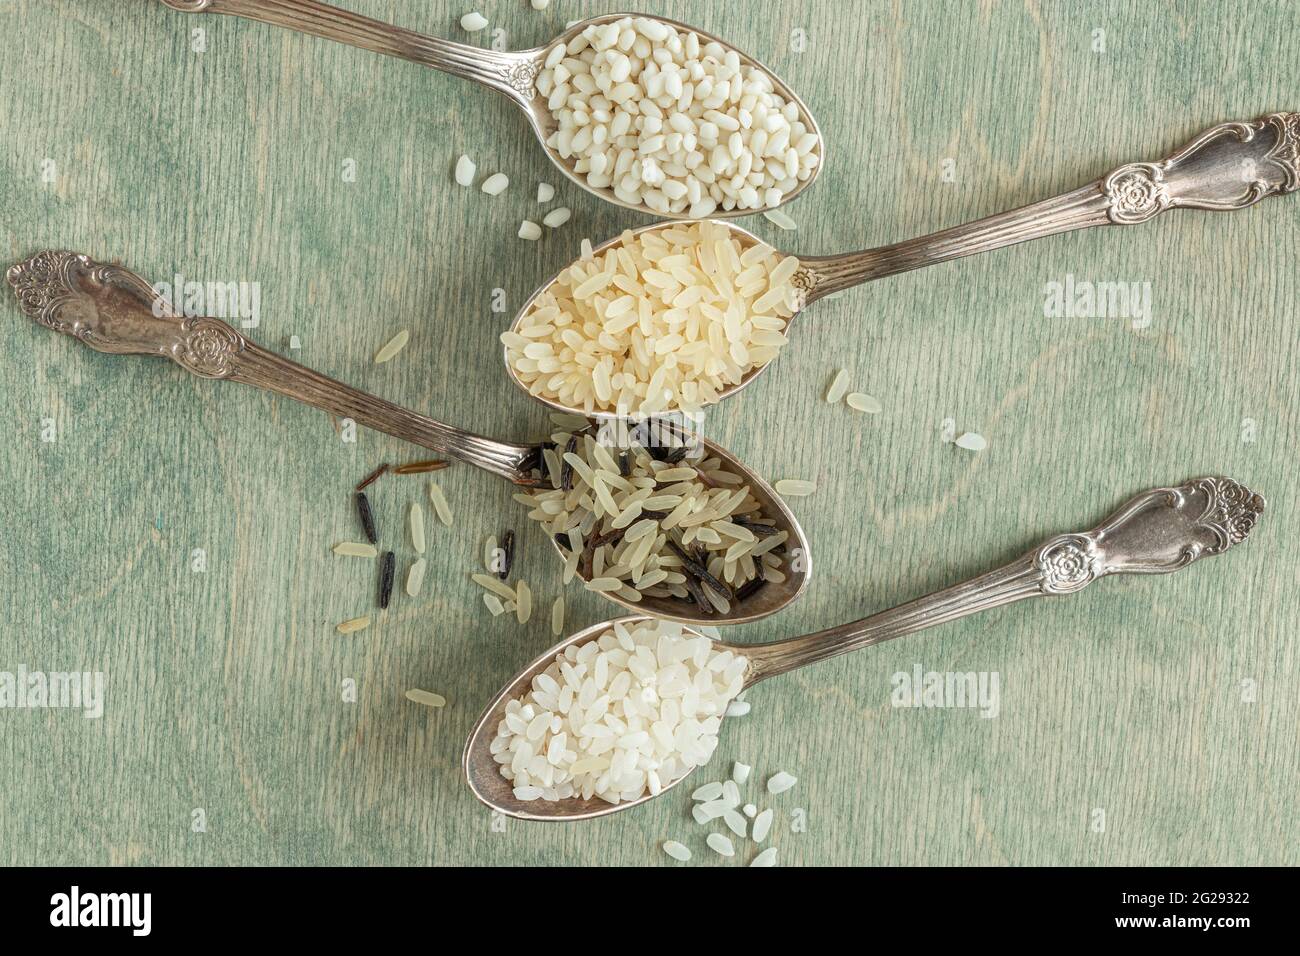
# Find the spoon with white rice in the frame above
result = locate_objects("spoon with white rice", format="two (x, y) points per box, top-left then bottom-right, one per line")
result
(158, 4), (824, 219)
(465, 475), (1265, 820)
(503, 111), (1298, 419)
(6, 250), (811, 627)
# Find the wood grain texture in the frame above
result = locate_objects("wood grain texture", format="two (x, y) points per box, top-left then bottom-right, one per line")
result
(0, 0), (1295, 866)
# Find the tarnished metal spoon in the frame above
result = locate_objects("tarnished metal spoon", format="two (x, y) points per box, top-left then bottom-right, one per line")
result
(5, 250), (810, 626)
(465, 476), (1265, 820)
(506, 111), (1298, 420)
(158, 1), (823, 219)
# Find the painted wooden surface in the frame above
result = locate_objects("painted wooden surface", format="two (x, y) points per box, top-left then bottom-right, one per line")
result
(0, 0), (1296, 866)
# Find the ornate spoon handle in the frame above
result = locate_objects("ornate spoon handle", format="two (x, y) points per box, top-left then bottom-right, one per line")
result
(159, 0), (535, 103)
(745, 477), (1265, 683)
(5, 251), (536, 482)
(801, 112), (1299, 299)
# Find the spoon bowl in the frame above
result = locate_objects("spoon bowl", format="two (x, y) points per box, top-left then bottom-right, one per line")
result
(514, 13), (826, 221)
(505, 111), (1299, 421)
(537, 426), (812, 626)
(160, 3), (825, 220)
(465, 475), (1265, 821)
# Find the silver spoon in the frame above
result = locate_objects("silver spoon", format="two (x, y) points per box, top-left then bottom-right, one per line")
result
(5, 250), (810, 626)
(465, 475), (1265, 820)
(506, 110), (1298, 419)
(159, 1), (823, 219)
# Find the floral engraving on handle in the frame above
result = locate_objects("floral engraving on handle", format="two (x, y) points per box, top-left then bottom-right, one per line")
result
(174, 318), (245, 378)
(1103, 164), (1171, 224)
(1035, 534), (1103, 595)
(5, 250), (246, 380)
(789, 266), (823, 310)
(502, 60), (539, 98)
(1193, 476), (1266, 553)
(1265, 111), (1299, 192)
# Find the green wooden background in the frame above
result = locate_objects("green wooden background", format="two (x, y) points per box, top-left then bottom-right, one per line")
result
(1, 0), (1296, 866)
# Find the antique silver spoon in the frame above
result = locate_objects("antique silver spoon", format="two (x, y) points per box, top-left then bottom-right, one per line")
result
(465, 475), (1265, 820)
(5, 250), (810, 626)
(158, 1), (823, 219)
(506, 111), (1298, 420)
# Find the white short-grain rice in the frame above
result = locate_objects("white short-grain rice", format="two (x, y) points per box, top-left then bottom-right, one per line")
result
(750, 847), (778, 867)
(706, 833), (736, 858)
(767, 770), (797, 794)
(542, 206), (572, 228)
(518, 220), (542, 241)
(336, 616), (370, 634)
(662, 840), (691, 862)
(723, 809), (747, 838)
(955, 432), (988, 452)
(460, 11), (488, 32)
(536, 16), (820, 215)
(481, 172), (509, 195)
(492, 618), (746, 805)
(455, 154), (476, 186)
(752, 807), (773, 843)
(732, 761), (751, 785)
(537, 182), (555, 203)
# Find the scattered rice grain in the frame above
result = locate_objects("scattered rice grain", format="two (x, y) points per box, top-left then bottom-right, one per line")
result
(662, 840), (691, 862)
(405, 688), (446, 708)
(706, 833), (735, 858)
(336, 616), (370, 635)
(767, 771), (797, 794)
(333, 542), (378, 558)
(374, 330), (410, 364)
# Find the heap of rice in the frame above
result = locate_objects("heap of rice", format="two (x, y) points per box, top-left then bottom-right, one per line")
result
(502, 221), (801, 416)
(536, 16), (821, 216)
(492, 618), (748, 804)
(514, 423), (789, 614)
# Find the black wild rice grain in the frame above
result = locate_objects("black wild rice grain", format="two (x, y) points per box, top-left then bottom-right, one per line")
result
(554, 533), (571, 551)
(662, 446), (690, 465)
(667, 538), (732, 600)
(617, 451), (631, 477)
(355, 463), (389, 491)
(356, 492), (377, 544)
(735, 577), (767, 602)
(560, 436), (578, 491)
(392, 459), (449, 475)
(379, 551), (395, 609)
(498, 530), (515, 580)
(733, 515), (780, 537)
(683, 574), (713, 613)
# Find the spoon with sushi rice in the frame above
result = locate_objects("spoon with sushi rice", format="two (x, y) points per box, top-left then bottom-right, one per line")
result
(465, 475), (1266, 820)
(504, 111), (1298, 420)
(5, 250), (810, 627)
(158, 2), (823, 219)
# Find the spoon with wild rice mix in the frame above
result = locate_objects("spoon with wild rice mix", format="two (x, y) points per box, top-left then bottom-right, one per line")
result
(158, 3), (823, 219)
(465, 476), (1265, 820)
(504, 111), (1299, 419)
(6, 251), (810, 627)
